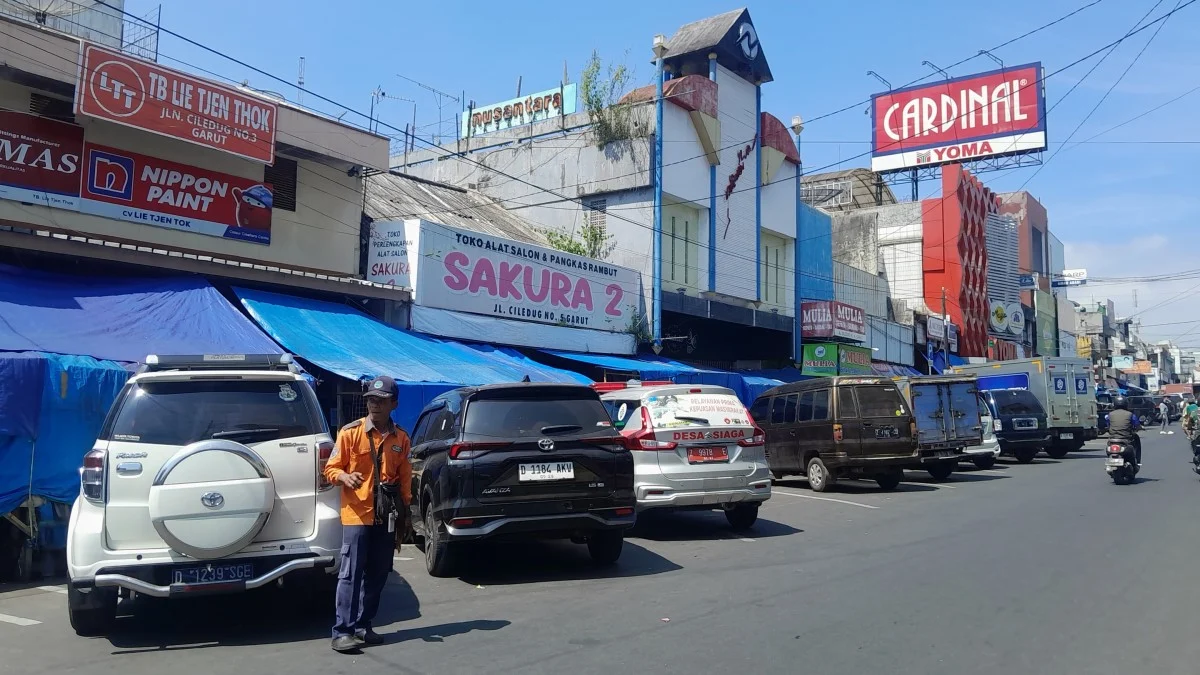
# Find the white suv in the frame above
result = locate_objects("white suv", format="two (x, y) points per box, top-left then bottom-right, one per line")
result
(66, 354), (341, 636)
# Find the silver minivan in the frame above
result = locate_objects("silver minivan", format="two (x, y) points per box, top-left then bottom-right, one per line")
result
(598, 382), (771, 530)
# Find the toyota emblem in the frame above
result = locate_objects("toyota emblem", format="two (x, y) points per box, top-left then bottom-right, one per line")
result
(200, 491), (225, 508)
(537, 438), (555, 452)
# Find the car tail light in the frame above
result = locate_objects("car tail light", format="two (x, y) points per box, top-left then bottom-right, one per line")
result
(449, 518), (475, 527)
(629, 407), (677, 451)
(910, 420), (917, 437)
(82, 448), (106, 503)
(833, 423), (844, 442)
(316, 440), (335, 492)
(993, 419), (1003, 432)
(591, 380), (673, 392)
(738, 425), (765, 447)
(615, 507), (634, 516)
(449, 441), (511, 460)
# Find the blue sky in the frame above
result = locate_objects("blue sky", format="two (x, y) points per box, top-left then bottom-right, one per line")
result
(130, 0), (1200, 345)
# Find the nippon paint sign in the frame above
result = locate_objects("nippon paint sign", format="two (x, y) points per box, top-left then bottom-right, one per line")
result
(461, 84), (578, 137)
(870, 63), (1046, 172)
(367, 218), (640, 332)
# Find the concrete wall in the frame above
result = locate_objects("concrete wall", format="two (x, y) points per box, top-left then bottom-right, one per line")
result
(762, 161), (797, 238)
(712, 65), (758, 301)
(831, 210), (881, 274)
(662, 103), (710, 207)
(0, 80), (366, 276)
(835, 262), (890, 319)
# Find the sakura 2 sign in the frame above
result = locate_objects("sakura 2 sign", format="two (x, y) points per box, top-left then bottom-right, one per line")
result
(75, 43), (277, 164)
(870, 63), (1046, 172)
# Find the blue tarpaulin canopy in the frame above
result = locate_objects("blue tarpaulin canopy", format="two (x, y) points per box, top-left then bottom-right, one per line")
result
(0, 266), (281, 362)
(235, 288), (591, 430)
(930, 352), (969, 374)
(0, 353), (128, 515)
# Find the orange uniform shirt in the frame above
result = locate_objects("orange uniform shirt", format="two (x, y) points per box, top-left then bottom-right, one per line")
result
(322, 417), (412, 526)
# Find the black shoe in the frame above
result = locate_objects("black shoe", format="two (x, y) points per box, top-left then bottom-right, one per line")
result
(332, 635), (360, 653)
(356, 629), (385, 645)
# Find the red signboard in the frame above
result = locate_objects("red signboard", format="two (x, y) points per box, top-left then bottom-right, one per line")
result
(75, 43), (277, 164)
(0, 111), (84, 210)
(801, 301), (866, 342)
(81, 143), (273, 245)
(870, 63), (1045, 172)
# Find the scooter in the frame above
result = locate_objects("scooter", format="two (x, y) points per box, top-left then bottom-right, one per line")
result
(1106, 439), (1139, 485)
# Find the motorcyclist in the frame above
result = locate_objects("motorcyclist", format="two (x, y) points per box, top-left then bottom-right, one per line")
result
(1106, 395), (1142, 467)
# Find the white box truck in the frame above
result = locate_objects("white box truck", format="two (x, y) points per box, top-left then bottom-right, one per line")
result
(950, 357), (1097, 457)
(891, 375), (986, 478)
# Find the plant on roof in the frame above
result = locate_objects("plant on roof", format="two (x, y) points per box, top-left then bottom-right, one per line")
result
(581, 50), (633, 149)
(543, 221), (616, 261)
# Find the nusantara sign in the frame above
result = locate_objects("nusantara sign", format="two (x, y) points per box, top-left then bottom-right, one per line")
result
(461, 84), (578, 137)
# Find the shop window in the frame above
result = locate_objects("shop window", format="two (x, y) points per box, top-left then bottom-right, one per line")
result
(265, 157), (298, 212)
(667, 214), (699, 288)
(760, 234), (787, 304)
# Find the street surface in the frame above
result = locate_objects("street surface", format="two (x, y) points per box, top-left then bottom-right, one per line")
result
(3, 432), (1199, 674)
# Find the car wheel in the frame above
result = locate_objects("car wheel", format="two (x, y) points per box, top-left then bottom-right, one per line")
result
(1046, 445), (1070, 459)
(875, 470), (903, 491)
(806, 457), (836, 493)
(587, 531), (623, 565)
(724, 503), (759, 531)
(972, 455), (997, 470)
(926, 462), (954, 481)
(1013, 448), (1037, 464)
(67, 585), (117, 637)
(423, 504), (456, 578)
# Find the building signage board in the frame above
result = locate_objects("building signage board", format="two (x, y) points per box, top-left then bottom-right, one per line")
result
(80, 144), (274, 244)
(75, 43), (278, 164)
(369, 219), (641, 332)
(870, 63), (1046, 172)
(948, 323), (959, 354)
(1129, 360), (1152, 375)
(927, 316), (946, 340)
(801, 343), (839, 377)
(1111, 355), (1134, 370)
(1051, 268), (1088, 287)
(1018, 273), (1038, 290)
(838, 344), (874, 375)
(0, 111), (84, 210)
(461, 84), (578, 137)
(801, 300), (866, 342)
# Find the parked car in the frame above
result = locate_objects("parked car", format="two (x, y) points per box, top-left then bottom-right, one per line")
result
(966, 394), (1002, 469)
(407, 383), (635, 577)
(753, 377), (917, 493)
(1127, 395), (1159, 424)
(979, 388), (1052, 464)
(66, 354), (340, 636)
(598, 381), (770, 530)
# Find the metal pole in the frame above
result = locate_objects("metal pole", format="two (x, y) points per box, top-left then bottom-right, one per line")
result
(707, 53), (718, 293)
(794, 124), (804, 366)
(942, 287), (949, 369)
(652, 37), (666, 352)
(754, 81), (763, 302)
(911, 167), (919, 201)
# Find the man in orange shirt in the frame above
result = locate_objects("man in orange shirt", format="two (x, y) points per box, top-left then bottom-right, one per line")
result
(323, 375), (412, 653)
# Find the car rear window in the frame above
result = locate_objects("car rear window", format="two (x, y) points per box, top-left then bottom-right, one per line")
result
(106, 379), (323, 445)
(642, 391), (747, 428)
(602, 399), (640, 428)
(990, 390), (1043, 416)
(465, 397), (613, 438)
(853, 386), (909, 417)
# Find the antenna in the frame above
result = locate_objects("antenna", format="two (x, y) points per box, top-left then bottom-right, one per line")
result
(0, 0), (94, 24)
(297, 56), (306, 105)
(369, 87), (414, 136)
(396, 73), (460, 146)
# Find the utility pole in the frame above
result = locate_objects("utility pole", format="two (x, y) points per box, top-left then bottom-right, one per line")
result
(942, 287), (949, 372)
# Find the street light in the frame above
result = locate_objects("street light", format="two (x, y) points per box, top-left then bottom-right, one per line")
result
(651, 33), (668, 353)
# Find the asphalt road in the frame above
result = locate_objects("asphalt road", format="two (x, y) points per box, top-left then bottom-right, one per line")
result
(4, 431), (1200, 675)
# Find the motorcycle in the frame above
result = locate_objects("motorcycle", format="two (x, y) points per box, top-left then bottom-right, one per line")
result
(1106, 439), (1139, 485)
(1189, 429), (1200, 477)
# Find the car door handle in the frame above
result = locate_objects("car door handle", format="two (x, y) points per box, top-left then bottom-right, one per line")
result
(862, 422), (874, 427)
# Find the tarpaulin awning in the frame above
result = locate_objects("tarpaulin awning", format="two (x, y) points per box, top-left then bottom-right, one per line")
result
(929, 352), (969, 374)
(0, 353), (128, 515)
(872, 362), (923, 377)
(741, 376), (787, 402)
(235, 288), (591, 430)
(740, 367), (809, 383)
(0, 266), (281, 362)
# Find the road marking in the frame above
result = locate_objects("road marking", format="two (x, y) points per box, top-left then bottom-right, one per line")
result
(0, 613), (41, 626)
(907, 481), (957, 489)
(37, 586), (68, 595)
(771, 490), (879, 509)
(972, 469), (1008, 475)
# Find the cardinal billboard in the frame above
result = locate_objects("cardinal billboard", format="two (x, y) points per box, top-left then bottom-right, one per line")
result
(870, 63), (1046, 172)
(0, 111), (83, 210)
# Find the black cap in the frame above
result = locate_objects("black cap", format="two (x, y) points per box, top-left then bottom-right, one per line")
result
(364, 375), (398, 399)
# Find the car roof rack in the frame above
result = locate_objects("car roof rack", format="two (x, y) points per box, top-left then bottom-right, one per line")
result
(138, 353), (301, 374)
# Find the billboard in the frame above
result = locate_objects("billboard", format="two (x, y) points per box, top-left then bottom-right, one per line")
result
(76, 43), (277, 164)
(1111, 355), (1134, 370)
(368, 219), (641, 332)
(0, 111), (84, 210)
(870, 62), (1046, 172)
(839, 344), (874, 375)
(801, 343), (838, 377)
(1051, 268), (1087, 287)
(988, 299), (1026, 337)
(801, 300), (866, 342)
(81, 144), (273, 245)
(461, 84), (578, 137)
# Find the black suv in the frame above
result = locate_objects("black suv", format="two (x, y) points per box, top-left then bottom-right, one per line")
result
(406, 383), (635, 577)
(1127, 395), (1159, 424)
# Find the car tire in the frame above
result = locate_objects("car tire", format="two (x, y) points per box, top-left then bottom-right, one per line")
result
(423, 504), (456, 578)
(972, 455), (997, 470)
(1046, 445), (1070, 460)
(724, 503), (759, 531)
(1013, 448), (1037, 464)
(587, 531), (623, 565)
(806, 457), (836, 493)
(875, 470), (903, 491)
(67, 585), (117, 637)
(926, 462), (955, 480)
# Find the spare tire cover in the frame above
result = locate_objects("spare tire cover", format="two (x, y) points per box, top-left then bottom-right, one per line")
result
(148, 439), (275, 559)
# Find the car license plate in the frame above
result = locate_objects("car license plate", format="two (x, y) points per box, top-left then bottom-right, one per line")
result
(936, 450), (956, 458)
(687, 446), (730, 463)
(1060, 433), (1074, 440)
(518, 461), (574, 482)
(173, 562), (253, 585)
